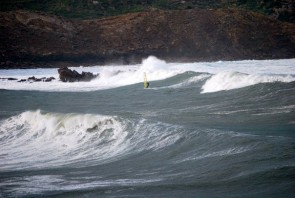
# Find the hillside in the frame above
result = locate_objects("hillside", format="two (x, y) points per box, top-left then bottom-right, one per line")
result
(1, 9), (294, 68)
(0, 0), (294, 23)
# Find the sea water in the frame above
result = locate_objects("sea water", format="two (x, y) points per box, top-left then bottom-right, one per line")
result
(0, 56), (294, 197)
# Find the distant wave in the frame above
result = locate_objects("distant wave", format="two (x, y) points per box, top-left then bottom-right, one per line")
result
(0, 57), (294, 92)
(201, 71), (295, 93)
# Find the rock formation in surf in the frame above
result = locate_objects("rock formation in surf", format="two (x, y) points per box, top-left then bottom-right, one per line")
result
(58, 67), (98, 82)
(1, 76), (55, 82)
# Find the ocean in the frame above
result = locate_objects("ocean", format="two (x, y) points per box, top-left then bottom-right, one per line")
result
(0, 56), (294, 197)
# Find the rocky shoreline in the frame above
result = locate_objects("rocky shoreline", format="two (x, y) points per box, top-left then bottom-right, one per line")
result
(1, 9), (295, 69)
(0, 67), (98, 82)
(0, 76), (55, 82)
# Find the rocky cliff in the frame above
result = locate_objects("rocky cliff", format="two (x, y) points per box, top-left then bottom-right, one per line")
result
(1, 0), (294, 23)
(1, 9), (295, 68)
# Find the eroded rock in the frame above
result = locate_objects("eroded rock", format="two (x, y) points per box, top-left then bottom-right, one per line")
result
(58, 67), (98, 82)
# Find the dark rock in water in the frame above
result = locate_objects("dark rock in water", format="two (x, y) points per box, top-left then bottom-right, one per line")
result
(58, 67), (77, 82)
(28, 76), (36, 81)
(28, 76), (43, 82)
(44, 78), (51, 82)
(17, 79), (26, 82)
(44, 77), (55, 82)
(7, 78), (18, 81)
(26, 76), (55, 82)
(81, 71), (98, 81)
(58, 67), (98, 82)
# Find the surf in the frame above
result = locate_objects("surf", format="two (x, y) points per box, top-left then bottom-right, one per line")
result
(0, 110), (190, 170)
(0, 110), (132, 170)
(0, 109), (279, 171)
(0, 57), (294, 93)
(201, 71), (295, 93)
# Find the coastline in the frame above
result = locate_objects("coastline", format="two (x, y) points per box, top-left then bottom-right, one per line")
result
(1, 9), (295, 69)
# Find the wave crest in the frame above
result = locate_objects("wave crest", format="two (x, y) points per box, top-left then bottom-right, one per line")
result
(0, 110), (184, 170)
(201, 71), (295, 93)
(0, 110), (130, 170)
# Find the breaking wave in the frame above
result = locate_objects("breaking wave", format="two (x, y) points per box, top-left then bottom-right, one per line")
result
(0, 57), (294, 93)
(201, 71), (295, 93)
(0, 110), (186, 170)
(0, 110), (130, 170)
(0, 110), (270, 172)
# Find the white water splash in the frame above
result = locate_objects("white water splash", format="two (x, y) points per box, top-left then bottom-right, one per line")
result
(201, 71), (295, 93)
(0, 56), (294, 92)
(0, 110), (184, 170)
(0, 110), (130, 170)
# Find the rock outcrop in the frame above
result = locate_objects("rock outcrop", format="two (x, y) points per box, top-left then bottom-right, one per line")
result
(0, 9), (294, 68)
(1, 76), (55, 82)
(58, 67), (98, 82)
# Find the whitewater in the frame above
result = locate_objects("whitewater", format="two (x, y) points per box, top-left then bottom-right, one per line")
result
(0, 56), (294, 92)
(0, 57), (295, 197)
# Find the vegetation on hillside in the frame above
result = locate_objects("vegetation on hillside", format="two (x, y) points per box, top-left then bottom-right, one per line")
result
(0, 0), (294, 22)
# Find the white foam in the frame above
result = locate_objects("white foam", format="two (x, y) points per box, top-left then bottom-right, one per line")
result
(0, 57), (294, 92)
(0, 110), (130, 170)
(0, 56), (179, 91)
(0, 110), (185, 170)
(128, 119), (184, 152)
(168, 74), (210, 89)
(201, 71), (295, 93)
(178, 147), (250, 163)
(3, 175), (163, 196)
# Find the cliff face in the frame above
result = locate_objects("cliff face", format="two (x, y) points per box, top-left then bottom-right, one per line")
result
(0, 9), (295, 68)
(1, 0), (294, 23)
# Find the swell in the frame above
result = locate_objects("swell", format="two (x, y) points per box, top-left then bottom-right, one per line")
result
(0, 110), (180, 170)
(1, 109), (294, 171)
(1, 110), (295, 198)
(149, 70), (295, 92)
(201, 72), (295, 93)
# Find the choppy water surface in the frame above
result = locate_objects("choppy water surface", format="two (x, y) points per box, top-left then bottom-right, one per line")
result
(0, 57), (295, 197)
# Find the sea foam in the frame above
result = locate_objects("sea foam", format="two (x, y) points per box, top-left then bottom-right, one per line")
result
(0, 56), (294, 92)
(0, 110), (130, 170)
(201, 71), (295, 93)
